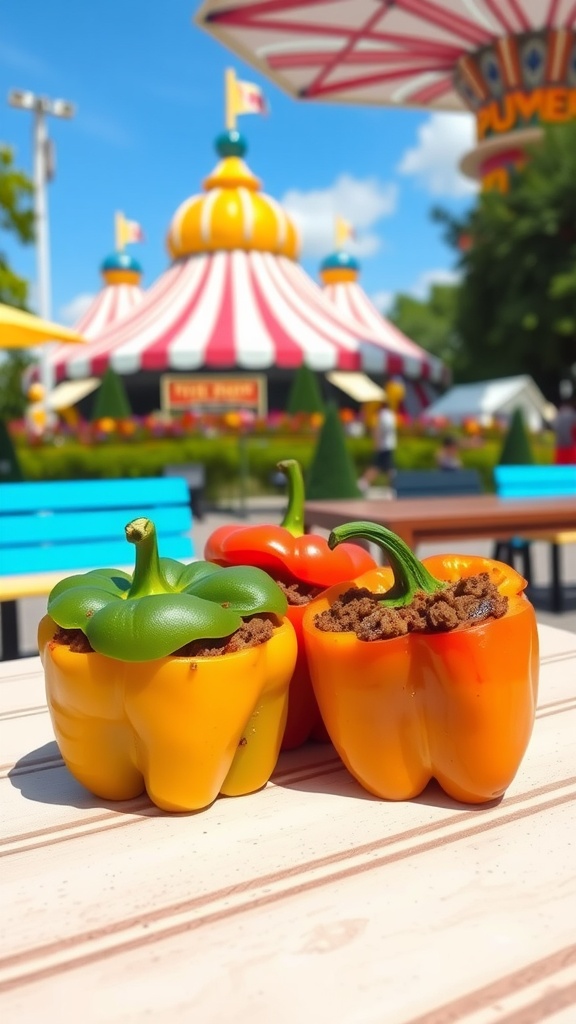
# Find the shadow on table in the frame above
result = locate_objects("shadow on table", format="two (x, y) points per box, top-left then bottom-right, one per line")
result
(273, 744), (503, 812)
(8, 741), (158, 816)
(11, 741), (503, 816)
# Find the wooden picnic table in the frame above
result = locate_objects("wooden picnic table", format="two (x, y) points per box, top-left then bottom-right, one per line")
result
(1, 623), (576, 1023)
(305, 493), (576, 551)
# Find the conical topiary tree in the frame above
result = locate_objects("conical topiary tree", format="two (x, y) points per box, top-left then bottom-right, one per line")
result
(286, 364), (325, 415)
(306, 402), (361, 499)
(0, 419), (23, 482)
(91, 367), (132, 421)
(498, 407), (534, 465)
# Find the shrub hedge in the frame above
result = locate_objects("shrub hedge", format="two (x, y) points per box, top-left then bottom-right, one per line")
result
(15, 432), (554, 499)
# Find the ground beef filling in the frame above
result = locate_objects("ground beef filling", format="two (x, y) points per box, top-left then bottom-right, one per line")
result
(314, 572), (508, 641)
(52, 615), (275, 658)
(276, 579), (323, 606)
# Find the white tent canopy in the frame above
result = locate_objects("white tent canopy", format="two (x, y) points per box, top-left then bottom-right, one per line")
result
(424, 375), (555, 432)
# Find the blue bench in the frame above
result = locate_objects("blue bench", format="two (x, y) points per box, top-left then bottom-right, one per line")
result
(493, 465), (576, 613)
(394, 468), (484, 499)
(0, 476), (195, 660)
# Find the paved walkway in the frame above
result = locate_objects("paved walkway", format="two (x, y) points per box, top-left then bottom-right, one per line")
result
(9, 497), (576, 657)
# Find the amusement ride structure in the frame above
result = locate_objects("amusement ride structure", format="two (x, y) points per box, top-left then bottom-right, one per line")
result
(196, 0), (576, 192)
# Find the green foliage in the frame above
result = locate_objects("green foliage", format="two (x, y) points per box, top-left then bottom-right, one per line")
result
(91, 367), (132, 420)
(387, 284), (461, 368)
(434, 122), (576, 396)
(285, 364), (325, 414)
(14, 430), (554, 498)
(498, 407), (534, 465)
(306, 404), (361, 499)
(0, 419), (23, 481)
(0, 146), (34, 307)
(0, 351), (31, 420)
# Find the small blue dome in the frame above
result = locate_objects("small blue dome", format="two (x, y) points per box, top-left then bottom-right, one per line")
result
(100, 251), (143, 274)
(320, 249), (360, 273)
(215, 129), (247, 158)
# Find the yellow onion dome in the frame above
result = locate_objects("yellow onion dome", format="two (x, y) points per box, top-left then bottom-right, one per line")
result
(167, 129), (299, 261)
(100, 251), (143, 286)
(319, 249), (360, 285)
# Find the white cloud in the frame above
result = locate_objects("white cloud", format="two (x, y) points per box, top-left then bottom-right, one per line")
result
(281, 174), (397, 259)
(409, 268), (462, 300)
(397, 112), (478, 197)
(60, 294), (95, 325)
(0, 40), (49, 75)
(76, 112), (133, 148)
(370, 290), (394, 315)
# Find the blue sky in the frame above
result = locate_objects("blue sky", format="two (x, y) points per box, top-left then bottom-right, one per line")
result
(1, 0), (478, 325)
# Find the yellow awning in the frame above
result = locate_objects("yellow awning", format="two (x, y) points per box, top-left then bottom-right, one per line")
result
(0, 304), (85, 349)
(326, 371), (385, 403)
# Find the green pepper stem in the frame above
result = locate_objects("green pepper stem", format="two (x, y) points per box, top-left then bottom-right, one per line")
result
(278, 459), (305, 537)
(125, 518), (173, 598)
(329, 521), (445, 608)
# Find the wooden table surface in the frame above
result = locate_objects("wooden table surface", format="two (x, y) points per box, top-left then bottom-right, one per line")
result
(304, 494), (576, 550)
(2, 624), (576, 1023)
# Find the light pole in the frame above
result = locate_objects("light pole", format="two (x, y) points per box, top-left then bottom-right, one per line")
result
(8, 89), (75, 398)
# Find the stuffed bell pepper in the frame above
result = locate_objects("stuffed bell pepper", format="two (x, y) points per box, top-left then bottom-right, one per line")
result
(39, 517), (297, 812)
(303, 521), (539, 804)
(204, 460), (377, 749)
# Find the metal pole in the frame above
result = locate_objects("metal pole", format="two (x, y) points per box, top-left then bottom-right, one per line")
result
(7, 89), (75, 410)
(32, 102), (55, 401)
(33, 104), (51, 320)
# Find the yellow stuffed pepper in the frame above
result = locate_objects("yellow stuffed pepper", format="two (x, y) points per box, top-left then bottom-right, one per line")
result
(39, 517), (297, 812)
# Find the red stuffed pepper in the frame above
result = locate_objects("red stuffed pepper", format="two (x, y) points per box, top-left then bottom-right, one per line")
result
(205, 459), (377, 748)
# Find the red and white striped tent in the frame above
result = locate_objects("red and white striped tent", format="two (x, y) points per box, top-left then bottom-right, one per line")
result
(52, 130), (446, 392)
(51, 250), (389, 381)
(320, 250), (447, 410)
(72, 252), (144, 340)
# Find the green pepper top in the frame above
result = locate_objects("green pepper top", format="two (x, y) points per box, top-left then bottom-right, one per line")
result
(47, 517), (288, 662)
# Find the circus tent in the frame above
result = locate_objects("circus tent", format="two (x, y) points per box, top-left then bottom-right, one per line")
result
(52, 129), (445, 408)
(319, 249), (447, 412)
(72, 251), (144, 340)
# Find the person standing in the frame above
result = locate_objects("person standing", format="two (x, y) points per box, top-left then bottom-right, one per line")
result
(435, 435), (462, 471)
(553, 396), (576, 464)
(359, 396), (397, 491)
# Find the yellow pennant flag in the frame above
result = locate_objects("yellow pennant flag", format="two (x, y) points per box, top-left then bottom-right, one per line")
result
(335, 216), (355, 247)
(226, 68), (268, 130)
(115, 211), (144, 251)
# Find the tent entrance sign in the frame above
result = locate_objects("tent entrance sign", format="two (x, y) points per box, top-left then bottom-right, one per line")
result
(161, 374), (267, 415)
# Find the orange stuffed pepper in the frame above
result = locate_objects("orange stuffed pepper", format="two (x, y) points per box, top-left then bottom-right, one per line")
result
(303, 521), (539, 804)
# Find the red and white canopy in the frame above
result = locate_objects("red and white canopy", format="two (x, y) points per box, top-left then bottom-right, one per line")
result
(323, 277), (446, 384)
(73, 282), (144, 341)
(51, 250), (412, 381)
(196, 0), (558, 111)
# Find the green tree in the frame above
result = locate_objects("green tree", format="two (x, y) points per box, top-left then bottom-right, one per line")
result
(387, 284), (461, 368)
(91, 367), (132, 420)
(306, 403), (361, 499)
(286, 364), (325, 414)
(0, 146), (35, 422)
(0, 145), (34, 308)
(0, 352), (31, 420)
(498, 407), (534, 465)
(0, 418), (23, 481)
(434, 122), (576, 397)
